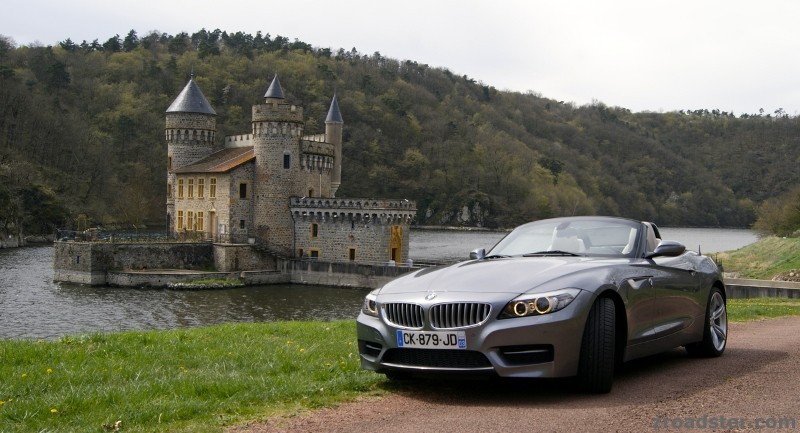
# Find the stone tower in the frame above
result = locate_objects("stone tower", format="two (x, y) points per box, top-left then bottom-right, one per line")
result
(251, 75), (306, 252)
(326, 94), (343, 197)
(165, 75), (217, 232)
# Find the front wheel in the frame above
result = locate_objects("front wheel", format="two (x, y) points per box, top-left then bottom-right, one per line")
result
(577, 297), (616, 393)
(685, 287), (727, 357)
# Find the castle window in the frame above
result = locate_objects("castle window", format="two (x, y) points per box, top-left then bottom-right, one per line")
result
(188, 179), (194, 199)
(167, 183), (172, 198)
(197, 212), (204, 233)
(348, 248), (356, 261)
(197, 178), (205, 198)
(239, 219), (246, 230)
(309, 249), (319, 260)
(187, 211), (195, 231)
(177, 179), (184, 199)
(177, 210), (184, 230)
(209, 178), (216, 198)
(239, 183), (248, 199)
(311, 223), (319, 238)
(168, 156), (172, 170)
(298, 248), (304, 258)
(283, 153), (291, 169)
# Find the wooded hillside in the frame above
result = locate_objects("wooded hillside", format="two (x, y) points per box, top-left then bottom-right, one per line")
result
(1, 29), (798, 234)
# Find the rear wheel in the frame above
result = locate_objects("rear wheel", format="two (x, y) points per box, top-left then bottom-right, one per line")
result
(685, 287), (727, 357)
(577, 297), (616, 393)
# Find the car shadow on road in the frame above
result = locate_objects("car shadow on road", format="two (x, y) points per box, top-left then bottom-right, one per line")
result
(378, 346), (789, 408)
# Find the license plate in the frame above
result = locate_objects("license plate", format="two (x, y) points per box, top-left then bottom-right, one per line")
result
(396, 330), (467, 349)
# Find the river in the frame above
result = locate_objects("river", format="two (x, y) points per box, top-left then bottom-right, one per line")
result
(0, 228), (757, 340)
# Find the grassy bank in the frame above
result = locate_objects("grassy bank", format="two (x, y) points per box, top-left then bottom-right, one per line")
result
(2, 300), (800, 432)
(715, 236), (800, 280)
(0, 321), (384, 433)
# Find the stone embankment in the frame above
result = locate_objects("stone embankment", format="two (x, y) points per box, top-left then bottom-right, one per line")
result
(726, 277), (800, 298)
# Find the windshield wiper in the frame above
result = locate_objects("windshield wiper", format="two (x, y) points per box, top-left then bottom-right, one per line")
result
(523, 250), (581, 257)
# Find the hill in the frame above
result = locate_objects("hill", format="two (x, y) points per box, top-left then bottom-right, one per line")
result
(1, 29), (798, 234)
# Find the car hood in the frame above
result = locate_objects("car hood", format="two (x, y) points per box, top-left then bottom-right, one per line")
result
(379, 256), (625, 296)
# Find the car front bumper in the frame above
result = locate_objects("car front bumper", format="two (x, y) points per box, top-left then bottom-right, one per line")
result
(356, 290), (595, 378)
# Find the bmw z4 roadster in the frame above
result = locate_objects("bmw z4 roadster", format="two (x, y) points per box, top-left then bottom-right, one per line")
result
(356, 216), (727, 393)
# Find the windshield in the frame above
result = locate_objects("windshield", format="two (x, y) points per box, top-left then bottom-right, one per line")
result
(488, 218), (641, 258)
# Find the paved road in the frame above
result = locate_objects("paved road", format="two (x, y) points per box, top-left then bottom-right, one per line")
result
(231, 317), (800, 433)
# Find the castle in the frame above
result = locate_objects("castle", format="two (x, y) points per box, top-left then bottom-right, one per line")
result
(165, 74), (416, 266)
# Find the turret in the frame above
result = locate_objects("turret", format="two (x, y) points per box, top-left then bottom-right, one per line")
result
(326, 94), (343, 197)
(166, 75), (217, 171)
(165, 75), (216, 233)
(251, 74), (305, 253)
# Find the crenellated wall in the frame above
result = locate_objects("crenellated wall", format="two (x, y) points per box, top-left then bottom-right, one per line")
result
(290, 197), (416, 263)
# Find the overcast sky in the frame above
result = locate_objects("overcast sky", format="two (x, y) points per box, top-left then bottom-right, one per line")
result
(3, 0), (800, 116)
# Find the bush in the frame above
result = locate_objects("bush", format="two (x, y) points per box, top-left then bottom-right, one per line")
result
(752, 185), (800, 237)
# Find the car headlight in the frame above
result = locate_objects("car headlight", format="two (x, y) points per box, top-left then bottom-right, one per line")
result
(361, 289), (380, 317)
(500, 288), (581, 319)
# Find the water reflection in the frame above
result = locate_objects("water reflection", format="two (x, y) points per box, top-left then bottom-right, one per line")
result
(0, 246), (368, 340)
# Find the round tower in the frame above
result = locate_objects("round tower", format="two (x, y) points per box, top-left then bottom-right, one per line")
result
(326, 94), (344, 197)
(251, 75), (305, 252)
(165, 75), (216, 233)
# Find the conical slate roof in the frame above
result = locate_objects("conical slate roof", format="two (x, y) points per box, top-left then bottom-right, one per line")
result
(264, 74), (285, 99)
(166, 76), (216, 115)
(325, 94), (343, 123)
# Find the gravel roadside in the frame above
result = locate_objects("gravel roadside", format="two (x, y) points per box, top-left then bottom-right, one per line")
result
(230, 317), (800, 433)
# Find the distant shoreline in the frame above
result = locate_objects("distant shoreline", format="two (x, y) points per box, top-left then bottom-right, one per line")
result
(412, 225), (510, 232)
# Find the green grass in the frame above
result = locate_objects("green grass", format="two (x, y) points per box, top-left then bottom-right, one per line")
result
(0, 321), (384, 433)
(727, 298), (800, 322)
(2, 299), (800, 432)
(168, 277), (245, 289)
(714, 236), (800, 280)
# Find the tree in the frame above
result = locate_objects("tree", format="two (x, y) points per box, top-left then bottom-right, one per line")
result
(103, 34), (122, 52)
(752, 186), (800, 237)
(20, 184), (70, 235)
(122, 30), (139, 52)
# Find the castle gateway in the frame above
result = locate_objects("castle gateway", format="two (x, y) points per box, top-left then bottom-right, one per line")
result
(166, 75), (416, 264)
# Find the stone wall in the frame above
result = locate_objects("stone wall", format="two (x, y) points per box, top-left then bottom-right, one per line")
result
(53, 240), (414, 288)
(290, 197), (416, 263)
(53, 241), (214, 285)
(726, 278), (800, 299)
(0, 231), (22, 248)
(288, 260), (414, 288)
(227, 163), (255, 243)
(213, 244), (276, 271)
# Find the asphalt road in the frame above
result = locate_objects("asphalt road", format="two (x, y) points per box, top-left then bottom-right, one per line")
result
(231, 317), (800, 433)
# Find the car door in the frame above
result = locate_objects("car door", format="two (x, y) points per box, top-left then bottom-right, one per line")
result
(620, 264), (657, 345)
(648, 253), (701, 338)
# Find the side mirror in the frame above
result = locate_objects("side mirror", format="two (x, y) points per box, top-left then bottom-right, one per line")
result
(645, 240), (686, 258)
(470, 248), (486, 260)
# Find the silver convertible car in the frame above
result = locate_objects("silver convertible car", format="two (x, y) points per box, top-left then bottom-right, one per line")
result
(357, 216), (727, 393)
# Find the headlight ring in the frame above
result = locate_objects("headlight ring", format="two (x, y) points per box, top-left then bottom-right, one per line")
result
(502, 288), (581, 319)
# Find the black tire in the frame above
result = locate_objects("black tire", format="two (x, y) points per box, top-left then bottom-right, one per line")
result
(685, 287), (727, 357)
(577, 297), (616, 394)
